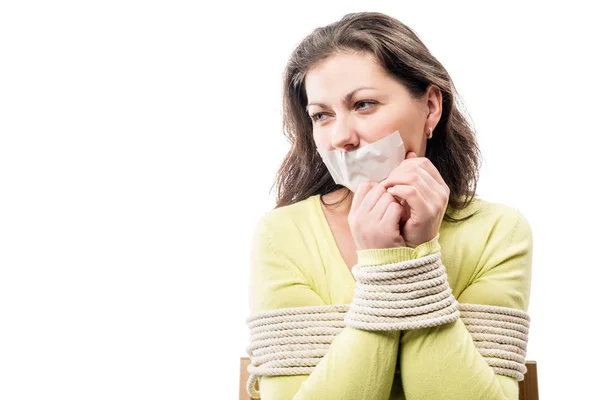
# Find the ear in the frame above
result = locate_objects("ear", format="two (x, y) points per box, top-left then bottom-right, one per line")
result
(424, 85), (443, 133)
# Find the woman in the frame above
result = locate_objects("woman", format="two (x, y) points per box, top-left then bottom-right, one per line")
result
(246, 11), (532, 400)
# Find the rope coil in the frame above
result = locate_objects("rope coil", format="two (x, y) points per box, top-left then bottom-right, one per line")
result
(245, 254), (530, 398)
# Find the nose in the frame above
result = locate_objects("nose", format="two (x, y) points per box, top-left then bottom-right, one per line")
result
(331, 117), (360, 151)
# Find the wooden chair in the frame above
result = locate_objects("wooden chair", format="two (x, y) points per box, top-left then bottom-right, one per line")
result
(239, 357), (538, 400)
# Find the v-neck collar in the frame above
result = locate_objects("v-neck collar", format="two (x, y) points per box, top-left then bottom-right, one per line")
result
(311, 194), (357, 286)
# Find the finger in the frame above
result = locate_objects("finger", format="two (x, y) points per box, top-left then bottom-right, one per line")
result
(371, 192), (396, 220)
(382, 201), (403, 231)
(382, 159), (448, 202)
(380, 158), (418, 188)
(351, 181), (376, 213)
(387, 184), (430, 219)
(414, 165), (441, 191)
(415, 158), (446, 187)
(383, 156), (445, 188)
(381, 171), (437, 204)
(388, 193), (410, 225)
(413, 166), (449, 206)
(413, 166), (446, 205)
(405, 151), (418, 159)
(359, 183), (386, 213)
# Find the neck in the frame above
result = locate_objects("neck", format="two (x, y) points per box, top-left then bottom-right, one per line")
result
(321, 188), (354, 215)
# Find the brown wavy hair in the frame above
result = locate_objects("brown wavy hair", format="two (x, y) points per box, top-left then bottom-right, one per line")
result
(274, 12), (481, 222)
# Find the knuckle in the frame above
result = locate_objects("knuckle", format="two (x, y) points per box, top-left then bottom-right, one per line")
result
(362, 181), (376, 191)
(420, 157), (432, 167)
(382, 192), (395, 203)
(404, 162), (417, 172)
(426, 207), (438, 221)
(408, 173), (420, 184)
(371, 183), (383, 194)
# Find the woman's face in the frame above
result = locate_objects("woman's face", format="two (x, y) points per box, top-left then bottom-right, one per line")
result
(305, 52), (442, 157)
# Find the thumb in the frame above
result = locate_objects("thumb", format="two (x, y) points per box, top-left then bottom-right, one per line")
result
(406, 151), (418, 159)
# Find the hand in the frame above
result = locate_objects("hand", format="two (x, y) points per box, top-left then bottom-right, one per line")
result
(348, 181), (408, 251)
(379, 152), (450, 248)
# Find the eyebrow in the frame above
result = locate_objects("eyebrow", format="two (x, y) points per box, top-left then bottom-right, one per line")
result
(306, 86), (376, 112)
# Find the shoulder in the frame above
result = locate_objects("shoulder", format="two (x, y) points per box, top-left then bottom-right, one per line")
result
(474, 198), (533, 268)
(443, 197), (533, 282)
(444, 198), (534, 311)
(446, 197), (532, 242)
(248, 196), (327, 313)
(442, 196), (533, 270)
(251, 195), (323, 265)
(255, 195), (319, 239)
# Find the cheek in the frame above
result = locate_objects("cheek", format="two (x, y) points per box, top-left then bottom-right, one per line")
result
(312, 130), (329, 151)
(367, 107), (423, 148)
(355, 111), (406, 143)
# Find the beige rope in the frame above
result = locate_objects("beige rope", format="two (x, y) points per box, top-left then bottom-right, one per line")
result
(245, 255), (530, 398)
(459, 303), (531, 381)
(346, 252), (460, 331)
(246, 305), (349, 398)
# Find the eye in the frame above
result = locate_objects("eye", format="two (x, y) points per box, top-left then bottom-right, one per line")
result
(310, 112), (329, 123)
(355, 100), (377, 111)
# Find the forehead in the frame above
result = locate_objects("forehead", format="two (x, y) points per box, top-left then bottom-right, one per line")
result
(305, 52), (390, 101)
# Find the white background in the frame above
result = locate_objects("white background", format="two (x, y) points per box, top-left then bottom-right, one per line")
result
(1, 1), (598, 399)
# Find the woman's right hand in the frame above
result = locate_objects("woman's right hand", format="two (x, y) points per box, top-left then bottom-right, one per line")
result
(349, 181), (407, 251)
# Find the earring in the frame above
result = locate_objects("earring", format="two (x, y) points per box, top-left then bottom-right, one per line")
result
(426, 127), (433, 139)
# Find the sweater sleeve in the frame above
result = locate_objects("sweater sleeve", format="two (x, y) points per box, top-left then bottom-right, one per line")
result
(247, 217), (437, 400)
(394, 210), (533, 400)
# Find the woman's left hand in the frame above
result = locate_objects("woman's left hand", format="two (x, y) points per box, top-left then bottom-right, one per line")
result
(379, 152), (450, 248)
